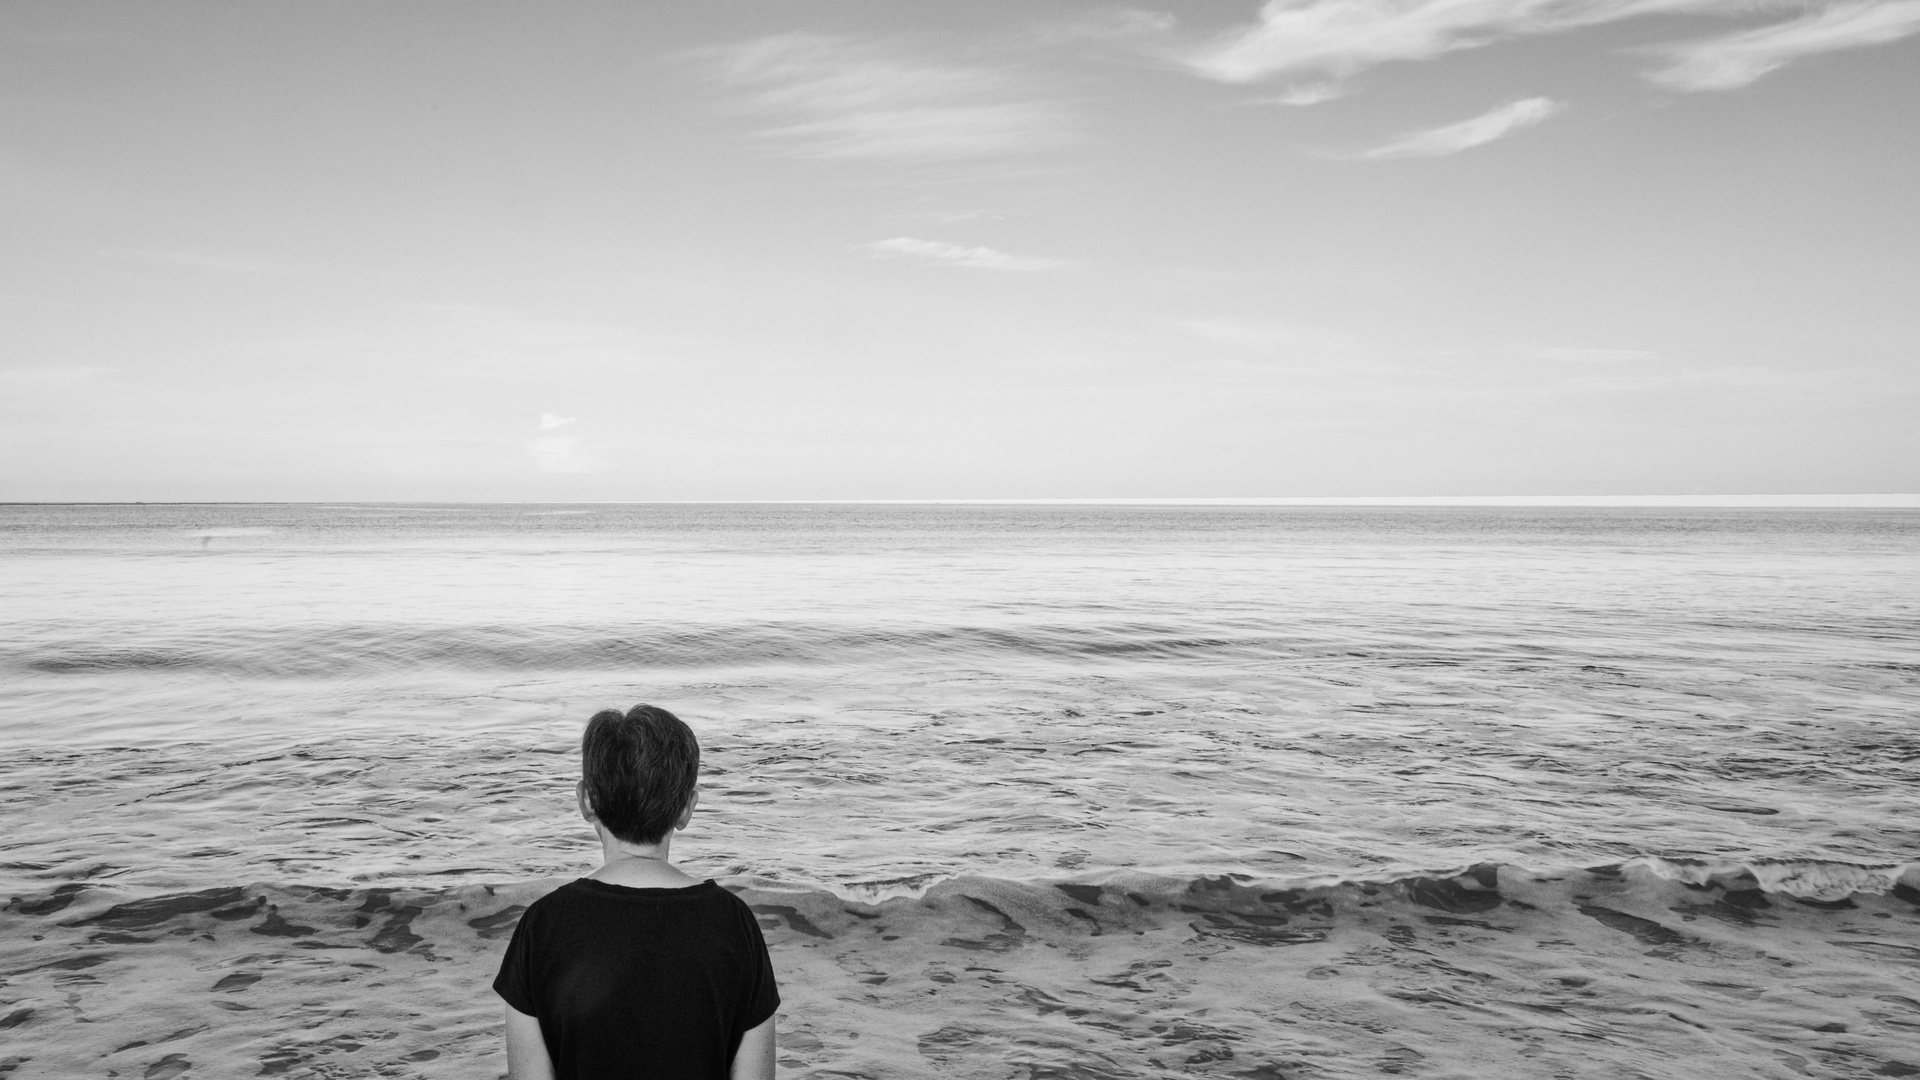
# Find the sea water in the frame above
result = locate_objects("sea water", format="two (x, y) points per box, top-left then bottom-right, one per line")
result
(2, 504), (1917, 1078)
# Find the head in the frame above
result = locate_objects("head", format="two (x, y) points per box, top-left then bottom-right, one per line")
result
(578, 704), (700, 846)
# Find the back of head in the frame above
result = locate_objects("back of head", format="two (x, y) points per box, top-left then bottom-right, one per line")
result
(581, 704), (701, 845)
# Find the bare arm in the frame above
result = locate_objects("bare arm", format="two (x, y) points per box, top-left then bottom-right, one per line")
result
(504, 1003), (556, 1080)
(730, 1013), (776, 1080)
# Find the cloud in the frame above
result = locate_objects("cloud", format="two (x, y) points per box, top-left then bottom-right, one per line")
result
(1357, 97), (1563, 158)
(1187, 0), (1588, 82)
(538, 412), (577, 431)
(696, 33), (1070, 161)
(1179, 0), (1816, 83)
(1040, 7), (1180, 41)
(526, 435), (606, 474)
(1249, 81), (1352, 106)
(864, 237), (1070, 272)
(1648, 1), (1920, 90)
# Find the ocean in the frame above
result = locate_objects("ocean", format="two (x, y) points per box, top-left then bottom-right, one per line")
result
(2, 503), (1917, 1078)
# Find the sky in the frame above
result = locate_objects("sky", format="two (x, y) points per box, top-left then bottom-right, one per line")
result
(2, 1), (1916, 501)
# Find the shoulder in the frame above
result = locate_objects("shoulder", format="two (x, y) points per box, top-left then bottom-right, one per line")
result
(687, 882), (764, 928)
(516, 879), (591, 921)
(500, 881), (604, 954)
(707, 884), (777, 940)
(528, 878), (584, 904)
(707, 882), (758, 914)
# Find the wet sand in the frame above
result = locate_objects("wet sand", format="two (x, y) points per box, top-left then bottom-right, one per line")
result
(4, 863), (1917, 1079)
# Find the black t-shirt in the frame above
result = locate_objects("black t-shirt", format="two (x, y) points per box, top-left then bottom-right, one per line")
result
(493, 878), (780, 1079)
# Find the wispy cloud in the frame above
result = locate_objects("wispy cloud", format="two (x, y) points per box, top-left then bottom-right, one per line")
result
(1037, 7), (1180, 42)
(1249, 81), (1352, 106)
(528, 414), (603, 473)
(696, 33), (1070, 161)
(1186, 0), (1595, 82)
(1648, 1), (1920, 90)
(864, 237), (1070, 272)
(1179, 0), (1913, 84)
(1357, 97), (1563, 159)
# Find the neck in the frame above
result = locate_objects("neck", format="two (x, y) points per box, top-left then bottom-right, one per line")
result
(598, 826), (673, 866)
(588, 824), (696, 886)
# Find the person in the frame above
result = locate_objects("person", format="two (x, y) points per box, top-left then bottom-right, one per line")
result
(493, 705), (779, 1079)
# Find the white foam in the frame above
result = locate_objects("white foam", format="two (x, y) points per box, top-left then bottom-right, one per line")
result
(1630, 855), (1916, 901)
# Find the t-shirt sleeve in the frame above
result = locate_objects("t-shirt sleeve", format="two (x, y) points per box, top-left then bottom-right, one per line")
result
(737, 901), (781, 1030)
(492, 905), (539, 1016)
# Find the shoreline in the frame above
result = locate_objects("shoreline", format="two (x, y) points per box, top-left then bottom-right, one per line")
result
(4, 863), (1917, 1078)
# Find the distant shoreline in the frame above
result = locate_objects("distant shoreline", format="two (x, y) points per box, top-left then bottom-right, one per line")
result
(5, 495), (1919, 508)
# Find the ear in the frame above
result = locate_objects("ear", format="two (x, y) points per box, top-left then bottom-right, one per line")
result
(577, 779), (596, 824)
(675, 787), (699, 831)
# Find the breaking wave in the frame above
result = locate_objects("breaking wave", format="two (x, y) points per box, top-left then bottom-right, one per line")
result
(13, 858), (1917, 939)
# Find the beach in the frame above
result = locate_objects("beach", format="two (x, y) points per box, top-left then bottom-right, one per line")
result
(2, 504), (1917, 1077)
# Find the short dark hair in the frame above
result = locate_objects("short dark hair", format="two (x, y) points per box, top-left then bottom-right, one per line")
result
(581, 704), (700, 845)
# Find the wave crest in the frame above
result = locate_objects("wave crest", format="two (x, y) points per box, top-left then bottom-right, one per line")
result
(13, 858), (1914, 952)
(11, 622), (1304, 679)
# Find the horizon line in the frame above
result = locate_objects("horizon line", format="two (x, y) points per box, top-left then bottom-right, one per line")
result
(6, 494), (1918, 508)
